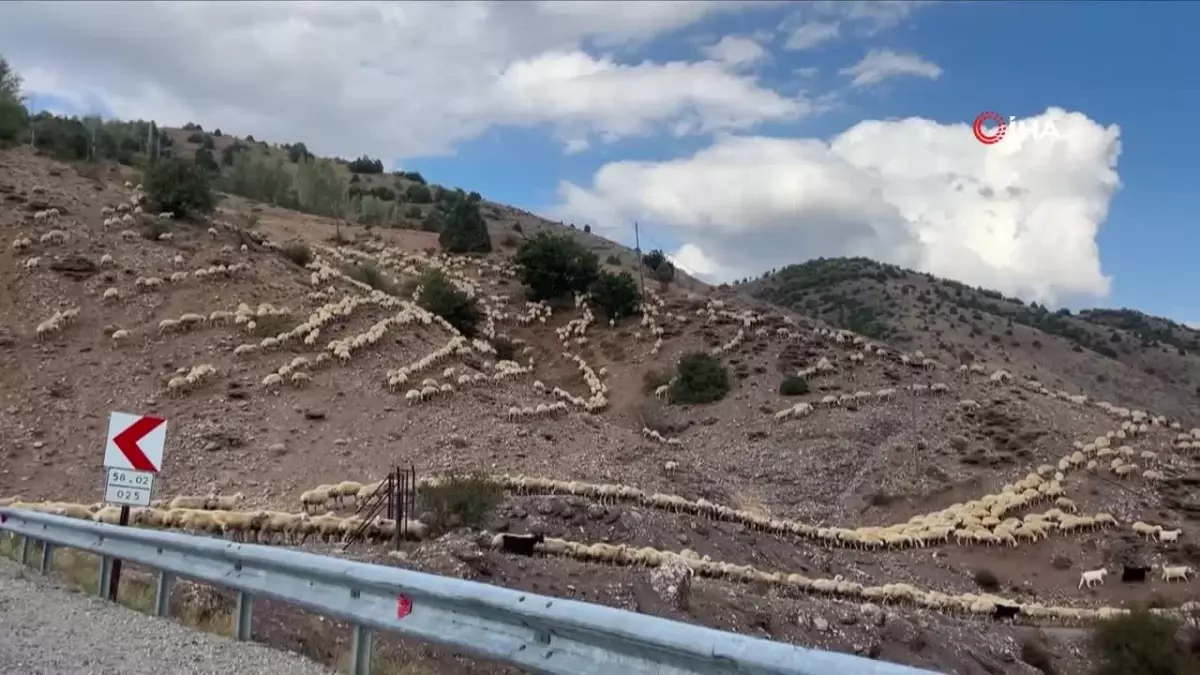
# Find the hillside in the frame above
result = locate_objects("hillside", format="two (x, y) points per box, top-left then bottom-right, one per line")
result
(2, 122), (1199, 675)
(744, 257), (1200, 422)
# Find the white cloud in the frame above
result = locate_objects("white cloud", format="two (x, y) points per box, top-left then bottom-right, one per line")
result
(0, 1), (804, 159)
(550, 108), (1121, 305)
(702, 36), (768, 69)
(795, 67), (819, 78)
(669, 244), (731, 280)
(840, 49), (943, 87)
(784, 21), (841, 50)
(809, 1), (937, 34)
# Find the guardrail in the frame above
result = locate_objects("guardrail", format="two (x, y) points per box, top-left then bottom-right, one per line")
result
(0, 507), (941, 675)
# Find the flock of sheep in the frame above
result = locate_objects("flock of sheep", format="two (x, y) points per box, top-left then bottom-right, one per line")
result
(4, 160), (1198, 638)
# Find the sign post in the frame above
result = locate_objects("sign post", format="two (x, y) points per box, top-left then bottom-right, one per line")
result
(101, 412), (167, 602)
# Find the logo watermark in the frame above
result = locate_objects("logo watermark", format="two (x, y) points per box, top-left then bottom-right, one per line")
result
(973, 111), (1062, 145)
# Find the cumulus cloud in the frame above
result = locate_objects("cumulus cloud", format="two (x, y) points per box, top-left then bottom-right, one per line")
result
(550, 107), (1121, 305)
(0, 1), (805, 159)
(784, 21), (842, 50)
(840, 49), (943, 87)
(702, 36), (768, 68)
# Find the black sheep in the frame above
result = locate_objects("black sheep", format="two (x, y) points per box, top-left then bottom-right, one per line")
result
(1122, 565), (1151, 583)
(496, 532), (544, 556)
(993, 604), (1021, 620)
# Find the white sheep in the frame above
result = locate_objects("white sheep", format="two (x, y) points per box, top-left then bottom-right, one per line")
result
(1162, 565), (1192, 582)
(1078, 568), (1107, 589)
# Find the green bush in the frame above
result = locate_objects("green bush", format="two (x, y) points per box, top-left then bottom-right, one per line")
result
(515, 232), (599, 301)
(1090, 608), (1200, 675)
(642, 249), (666, 270)
(405, 184), (433, 204)
(437, 194), (491, 254)
(144, 156), (216, 218)
(669, 353), (729, 404)
(605, 254), (621, 265)
(590, 270), (639, 319)
(282, 242), (313, 267)
(779, 376), (808, 396)
(420, 471), (503, 534)
(653, 260), (676, 284)
(641, 368), (672, 395)
(345, 262), (394, 293)
(418, 268), (480, 337)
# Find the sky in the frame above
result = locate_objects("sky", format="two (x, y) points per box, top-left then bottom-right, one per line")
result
(1, 1), (1197, 323)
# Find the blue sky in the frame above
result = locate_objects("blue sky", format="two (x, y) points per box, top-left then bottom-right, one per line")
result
(415, 2), (1200, 322)
(8, 1), (1197, 323)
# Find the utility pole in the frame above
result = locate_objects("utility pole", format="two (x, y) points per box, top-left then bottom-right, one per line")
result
(633, 220), (646, 304)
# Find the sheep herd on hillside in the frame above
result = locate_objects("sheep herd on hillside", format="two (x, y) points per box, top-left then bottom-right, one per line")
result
(3, 164), (1199, 637)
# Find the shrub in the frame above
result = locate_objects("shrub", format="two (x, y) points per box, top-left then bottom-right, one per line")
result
(1090, 608), (1199, 675)
(405, 184), (433, 204)
(653, 260), (676, 285)
(1019, 634), (1058, 675)
(347, 155), (383, 174)
(420, 471), (503, 534)
(437, 194), (492, 254)
(140, 217), (169, 241)
(642, 368), (672, 395)
(143, 156), (216, 219)
(590, 270), (639, 319)
(252, 313), (295, 337)
(669, 353), (730, 404)
(973, 568), (1000, 591)
(417, 268), (480, 337)
(491, 337), (516, 361)
(345, 262), (393, 293)
(605, 254), (620, 265)
(779, 375), (809, 396)
(282, 242), (312, 267)
(515, 232), (599, 301)
(643, 249), (666, 271)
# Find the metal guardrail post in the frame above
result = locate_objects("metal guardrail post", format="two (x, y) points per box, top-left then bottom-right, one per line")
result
(235, 590), (253, 641)
(350, 624), (373, 675)
(18, 534), (29, 565)
(99, 555), (113, 598)
(155, 570), (172, 617)
(39, 541), (53, 573)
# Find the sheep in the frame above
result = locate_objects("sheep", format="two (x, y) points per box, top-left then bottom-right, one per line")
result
(1162, 565), (1192, 582)
(262, 373), (283, 392)
(1158, 529), (1182, 543)
(1078, 568), (1107, 589)
(492, 532), (544, 556)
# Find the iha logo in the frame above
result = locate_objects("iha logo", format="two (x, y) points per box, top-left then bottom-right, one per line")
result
(973, 111), (1006, 145)
(973, 111), (1062, 145)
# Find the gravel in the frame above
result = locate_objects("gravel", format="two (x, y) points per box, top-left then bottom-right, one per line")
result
(0, 556), (335, 675)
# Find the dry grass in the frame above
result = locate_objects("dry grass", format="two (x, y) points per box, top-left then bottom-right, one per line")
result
(0, 532), (233, 635)
(0, 532), (444, 674)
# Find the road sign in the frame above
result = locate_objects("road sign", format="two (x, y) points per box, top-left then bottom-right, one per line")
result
(103, 412), (167, 473)
(104, 468), (155, 507)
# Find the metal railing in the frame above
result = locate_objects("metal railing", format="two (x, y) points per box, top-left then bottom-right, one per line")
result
(0, 507), (941, 675)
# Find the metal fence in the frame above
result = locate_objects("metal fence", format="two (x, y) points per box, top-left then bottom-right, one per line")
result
(0, 507), (941, 675)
